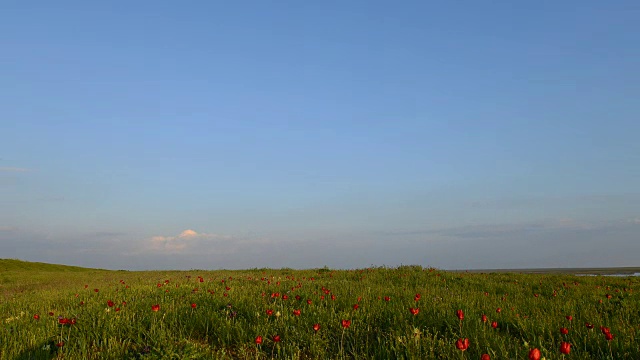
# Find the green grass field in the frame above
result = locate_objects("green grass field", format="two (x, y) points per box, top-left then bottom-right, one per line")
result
(1, 259), (638, 359)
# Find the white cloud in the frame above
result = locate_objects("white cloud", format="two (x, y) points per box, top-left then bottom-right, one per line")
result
(148, 229), (234, 253)
(0, 167), (31, 172)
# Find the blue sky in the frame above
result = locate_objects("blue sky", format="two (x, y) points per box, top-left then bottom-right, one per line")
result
(1, 1), (639, 270)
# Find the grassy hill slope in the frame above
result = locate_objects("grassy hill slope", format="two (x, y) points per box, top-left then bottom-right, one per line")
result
(0, 258), (97, 272)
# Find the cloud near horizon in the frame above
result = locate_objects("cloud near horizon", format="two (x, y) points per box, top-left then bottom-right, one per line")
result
(148, 229), (235, 253)
(0, 167), (31, 172)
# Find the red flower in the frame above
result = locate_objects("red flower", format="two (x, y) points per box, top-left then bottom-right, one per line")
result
(341, 319), (351, 328)
(70, 318), (76, 325)
(293, 309), (301, 316)
(313, 323), (320, 332)
(115, 308), (121, 312)
(456, 309), (464, 320)
(266, 309), (274, 316)
(560, 327), (569, 335)
(282, 295), (289, 300)
(331, 294), (337, 301)
(409, 307), (419, 316)
(272, 335), (281, 342)
(481, 354), (491, 360)
(566, 315), (573, 321)
(534, 293), (539, 298)
(255, 335), (263, 344)
(307, 299), (312, 305)
(455, 338), (469, 351)
(191, 303), (197, 309)
(353, 304), (359, 310)
(585, 322), (594, 329)
(605, 332), (614, 341)
(528, 348), (541, 360)
(56, 342), (64, 348)
(481, 314), (488, 323)
(601, 326), (611, 334)
(151, 304), (160, 312)
(48, 312), (54, 316)
(496, 307), (502, 313)
(107, 300), (114, 307)
(94, 289), (99, 292)
(384, 296), (390, 302)
(59, 317), (69, 325)
(33, 314), (40, 320)
(491, 321), (498, 329)
(560, 342), (571, 355)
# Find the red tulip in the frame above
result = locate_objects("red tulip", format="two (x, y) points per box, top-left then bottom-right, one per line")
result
(560, 327), (569, 335)
(560, 342), (571, 354)
(33, 314), (40, 320)
(491, 321), (498, 329)
(409, 307), (419, 316)
(341, 319), (351, 328)
(307, 299), (312, 305)
(107, 300), (114, 307)
(481, 354), (491, 360)
(313, 323), (320, 332)
(191, 303), (197, 309)
(293, 309), (301, 316)
(255, 336), (263, 344)
(59, 317), (69, 325)
(481, 314), (488, 322)
(272, 335), (281, 342)
(353, 304), (359, 310)
(266, 309), (274, 316)
(601, 326), (611, 334)
(455, 338), (470, 351)
(384, 296), (390, 302)
(566, 315), (573, 321)
(282, 295), (288, 300)
(331, 294), (337, 301)
(414, 293), (421, 301)
(528, 348), (541, 360)
(456, 309), (464, 320)
(151, 304), (160, 312)
(605, 332), (614, 341)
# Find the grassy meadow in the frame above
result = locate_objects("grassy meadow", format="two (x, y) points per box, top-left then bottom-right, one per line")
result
(1, 259), (638, 359)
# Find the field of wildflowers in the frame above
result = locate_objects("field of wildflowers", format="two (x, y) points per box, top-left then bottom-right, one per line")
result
(1, 260), (638, 359)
